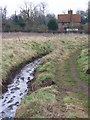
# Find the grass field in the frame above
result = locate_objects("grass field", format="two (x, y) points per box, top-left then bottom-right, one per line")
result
(75, 48), (88, 84)
(2, 33), (88, 118)
(2, 33), (52, 91)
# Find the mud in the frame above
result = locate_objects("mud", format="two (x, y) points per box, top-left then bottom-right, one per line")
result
(2, 53), (49, 93)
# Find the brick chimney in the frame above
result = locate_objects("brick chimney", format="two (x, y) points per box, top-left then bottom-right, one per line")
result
(68, 10), (73, 23)
(68, 10), (73, 15)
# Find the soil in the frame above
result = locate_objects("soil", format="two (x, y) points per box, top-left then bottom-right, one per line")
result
(29, 78), (55, 93)
(48, 51), (88, 117)
(2, 52), (49, 93)
(14, 49), (88, 118)
(86, 69), (90, 74)
(27, 51), (88, 118)
(69, 53), (88, 95)
(2, 33), (88, 118)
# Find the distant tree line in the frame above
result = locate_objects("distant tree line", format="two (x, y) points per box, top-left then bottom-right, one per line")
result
(0, 2), (58, 32)
(0, 1), (88, 32)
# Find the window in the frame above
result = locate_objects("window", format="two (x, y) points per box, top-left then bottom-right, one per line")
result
(61, 22), (64, 25)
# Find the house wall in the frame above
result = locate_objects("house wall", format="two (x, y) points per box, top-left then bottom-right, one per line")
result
(58, 23), (64, 32)
(58, 10), (81, 32)
(58, 22), (81, 32)
(58, 22), (70, 32)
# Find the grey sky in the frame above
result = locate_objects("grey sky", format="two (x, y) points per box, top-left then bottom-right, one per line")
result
(0, 0), (89, 17)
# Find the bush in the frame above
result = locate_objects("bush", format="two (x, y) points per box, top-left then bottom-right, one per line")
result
(47, 19), (58, 31)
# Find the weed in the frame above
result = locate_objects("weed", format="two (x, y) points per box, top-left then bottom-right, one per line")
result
(31, 41), (51, 55)
(75, 49), (88, 84)
(65, 111), (76, 118)
(62, 60), (77, 86)
(63, 96), (76, 104)
(2, 33), (88, 118)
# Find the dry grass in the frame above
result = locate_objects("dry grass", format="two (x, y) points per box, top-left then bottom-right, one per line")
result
(2, 33), (52, 85)
(75, 48), (88, 84)
(2, 33), (87, 83)
(12, 33), (88, 118)
(2, 33), (88, 85)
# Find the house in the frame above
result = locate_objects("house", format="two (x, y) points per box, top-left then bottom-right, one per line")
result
(58, 10), (81, 32)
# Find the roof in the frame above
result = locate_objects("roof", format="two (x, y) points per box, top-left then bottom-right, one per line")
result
(58, 14), (81, 23)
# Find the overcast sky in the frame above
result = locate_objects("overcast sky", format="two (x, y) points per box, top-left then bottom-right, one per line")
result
(0, 0), (89, 17)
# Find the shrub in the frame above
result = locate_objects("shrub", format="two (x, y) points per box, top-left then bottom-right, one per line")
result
(47, 19), (58, 31)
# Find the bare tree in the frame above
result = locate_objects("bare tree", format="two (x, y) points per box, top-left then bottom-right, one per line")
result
(62, 10), (66, 14)
(39, 2), (47, 15)
(20, 2), (35, 22)
(0, 6), (7, 20)
(19, 2), (48, 26)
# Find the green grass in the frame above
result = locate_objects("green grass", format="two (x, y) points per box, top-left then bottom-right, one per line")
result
(37, 61), (56, 72)
(32, 60), (56, 89)
(63, 92), (88, 110)
(77, 91), (88, 109)
(2, 39), (51, 84)
(65, 111), (76, 118)
(26, 87), (55, 101)
(56, 50), (88, 117)
(31, 41), (51, 55)
(15, 87), (56, 118)
(61, 60), (77, 86)
(39, 73), (55, 81)
(75, 49), (88, 84)
(2, 33), (88, 118)
(63, 96), (76, 104)
(63, 92), (88, 118)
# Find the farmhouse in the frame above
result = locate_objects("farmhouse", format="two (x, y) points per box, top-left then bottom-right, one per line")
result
(58, 10), (81, 32)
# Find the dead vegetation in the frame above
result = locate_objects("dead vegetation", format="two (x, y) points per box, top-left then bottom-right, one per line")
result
(0, 32), (88, 118)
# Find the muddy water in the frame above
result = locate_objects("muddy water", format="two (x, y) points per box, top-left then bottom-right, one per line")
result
(0, 58), (41, 119)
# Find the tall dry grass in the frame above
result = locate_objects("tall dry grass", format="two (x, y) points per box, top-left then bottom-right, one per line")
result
(1, 33), (88, 86)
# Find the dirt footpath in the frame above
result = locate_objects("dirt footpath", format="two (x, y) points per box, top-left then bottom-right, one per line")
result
(69, 53), (88, 95)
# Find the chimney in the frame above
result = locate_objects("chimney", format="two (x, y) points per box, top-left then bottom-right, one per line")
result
(68, 9), (73, 23)
(68, 10), (73, 15)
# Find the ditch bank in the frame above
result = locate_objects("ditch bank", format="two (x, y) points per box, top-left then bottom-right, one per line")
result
(2, 52), (50, 93)
(0, 58), (42, 119)
(15, 48), (88, 118)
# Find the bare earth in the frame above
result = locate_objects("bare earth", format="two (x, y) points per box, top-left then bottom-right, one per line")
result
(69, 53), (88, 95)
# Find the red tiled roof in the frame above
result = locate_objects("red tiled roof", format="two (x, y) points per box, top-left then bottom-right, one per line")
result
(72, 14), (81, 23)
(58, 14), (81, 23)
